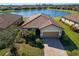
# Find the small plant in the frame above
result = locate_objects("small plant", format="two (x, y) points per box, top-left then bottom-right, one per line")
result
(36, 38), (44, 48)
(28, 42), (36, 47)
(15, 38), (26, 43)
(0, 41), (7, 49)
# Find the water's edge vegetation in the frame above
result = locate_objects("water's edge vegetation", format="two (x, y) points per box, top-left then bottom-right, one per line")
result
(0, 10), (16, 12)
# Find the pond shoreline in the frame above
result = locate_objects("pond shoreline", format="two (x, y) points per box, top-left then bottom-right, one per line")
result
(47, 8), (78, 13)
(0, 9), (70, 17)
(0, 10), (16, 12)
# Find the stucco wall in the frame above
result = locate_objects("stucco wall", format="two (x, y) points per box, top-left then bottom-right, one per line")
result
(40, 25), (62, 37)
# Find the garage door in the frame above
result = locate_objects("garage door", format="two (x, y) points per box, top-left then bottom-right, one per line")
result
(43, 32), (59, 38)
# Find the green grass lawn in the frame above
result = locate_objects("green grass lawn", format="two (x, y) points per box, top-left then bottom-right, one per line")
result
(16, 43), (44, 56)
(0, 48), (10, 56)
(0, 10), (16, 12)
(55, 9), (78, 13)
(47, 8), (78, 13)
(54, 17), (79, 56)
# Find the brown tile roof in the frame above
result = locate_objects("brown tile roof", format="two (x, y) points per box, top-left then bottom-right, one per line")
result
(62, 13), (79, 24)
(22, 13), (63, 29)
(0, 13), (22, 29)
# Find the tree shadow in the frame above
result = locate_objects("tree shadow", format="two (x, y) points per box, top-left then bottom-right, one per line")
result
(59, 31), (78, 51)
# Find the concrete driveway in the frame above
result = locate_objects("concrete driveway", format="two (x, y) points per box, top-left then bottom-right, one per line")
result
(43, 38), (68, 56)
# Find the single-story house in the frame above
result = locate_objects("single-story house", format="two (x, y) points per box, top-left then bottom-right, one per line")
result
(21, 13), (63, 38)
(0, 13), (23, 29)
(61, 13), (79, 30)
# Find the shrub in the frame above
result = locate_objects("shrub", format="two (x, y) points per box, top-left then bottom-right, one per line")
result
(0, 41), (7, 49)
(28, 42), (36, 47)
(68, 49), (79, 56)
(15, 38), (26, 43)
(15, 30), (26, 43)
(21, 30), (44, 48)
(35, 38), (44, 48)
(22, 30), (36, 44)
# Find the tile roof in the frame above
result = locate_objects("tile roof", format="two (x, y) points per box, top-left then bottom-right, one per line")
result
(0, 13), (22, 29)
(62, 13), (79, 24)
(22, 13), (62, 29)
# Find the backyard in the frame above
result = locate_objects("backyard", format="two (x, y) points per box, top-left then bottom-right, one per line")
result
(54, 17), (79, 56)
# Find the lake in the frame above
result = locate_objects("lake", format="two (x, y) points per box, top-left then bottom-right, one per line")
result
(0, 9), (70, 16)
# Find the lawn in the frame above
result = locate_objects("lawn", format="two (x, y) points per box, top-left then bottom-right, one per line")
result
(0, 10), (16, 12)
(0, 48), (10, 56)
(54, 17), (79, 56)
(56, 9), (78, 13)
(47, 8), (78, 13)
(15, 43), (44, 56)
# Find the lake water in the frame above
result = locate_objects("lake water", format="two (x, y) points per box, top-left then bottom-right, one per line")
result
(1, 9), (70, 17)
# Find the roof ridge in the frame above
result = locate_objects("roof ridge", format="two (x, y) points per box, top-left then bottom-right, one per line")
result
(22, 13), (42, 26)
(63, 13), (79, 24)
(44, 15), (63, 29)
(22, 14), (63, 29)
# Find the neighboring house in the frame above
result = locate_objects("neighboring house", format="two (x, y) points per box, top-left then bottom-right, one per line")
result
(61, 13), (79, 30)
(0, 13), (23, 30)
(21, 13), (63, 38)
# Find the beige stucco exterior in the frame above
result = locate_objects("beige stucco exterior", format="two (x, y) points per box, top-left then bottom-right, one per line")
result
(40, 25), (62, 38)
